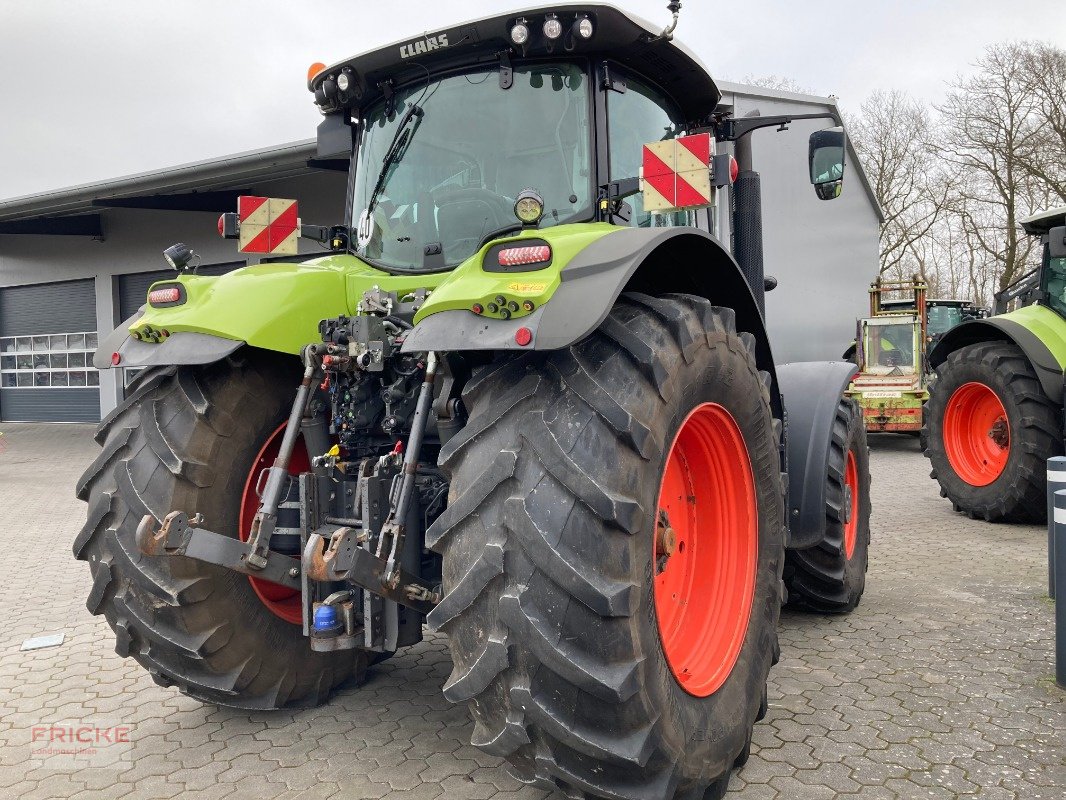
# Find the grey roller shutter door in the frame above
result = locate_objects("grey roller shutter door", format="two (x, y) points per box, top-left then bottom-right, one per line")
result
(0, 279), (100, 422)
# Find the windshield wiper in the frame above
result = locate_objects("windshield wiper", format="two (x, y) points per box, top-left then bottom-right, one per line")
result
(364, 103), (425, 220)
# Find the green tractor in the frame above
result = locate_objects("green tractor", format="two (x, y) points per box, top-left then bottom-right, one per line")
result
(925, 206), (1066, 522)
(76, 5), (872, 798)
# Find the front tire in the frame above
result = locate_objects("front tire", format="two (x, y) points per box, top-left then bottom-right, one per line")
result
(428, 295), (785, 799)
(74, 351), (365, 709)
(784, 399), (872, 613)
(924, 341), (1061, 522)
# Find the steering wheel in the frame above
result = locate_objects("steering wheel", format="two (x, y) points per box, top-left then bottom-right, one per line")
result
(878, 350), (903, 368)
(431, 187), (513, 220)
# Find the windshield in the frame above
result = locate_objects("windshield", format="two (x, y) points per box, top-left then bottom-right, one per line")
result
(862, 321), (917, 375)
(351, 62), (592, 272)
(926, 305), (964, 337)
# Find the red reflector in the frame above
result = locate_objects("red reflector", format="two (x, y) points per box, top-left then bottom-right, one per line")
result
(498, 245), (551, 267)
(729, 157), (739, 183)
(217, 214), (225, 237)
(111, 352), (122, 366)
(515, 327), (533, 347)
(148, 286), (182, 305)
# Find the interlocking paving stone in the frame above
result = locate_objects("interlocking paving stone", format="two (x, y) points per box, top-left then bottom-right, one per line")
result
(0, 424), (1062, 799)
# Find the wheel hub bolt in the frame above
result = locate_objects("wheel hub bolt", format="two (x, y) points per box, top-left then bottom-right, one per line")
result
(988, 418), (1009, 448)
(656, 509), (677, 557)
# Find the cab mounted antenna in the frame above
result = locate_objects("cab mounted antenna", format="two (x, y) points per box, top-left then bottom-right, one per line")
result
(661, 2), (682, 40)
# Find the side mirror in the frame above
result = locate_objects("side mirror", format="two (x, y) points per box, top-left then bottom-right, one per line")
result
(808, 127), (846, 201)
(1048, 225), (1066, 259)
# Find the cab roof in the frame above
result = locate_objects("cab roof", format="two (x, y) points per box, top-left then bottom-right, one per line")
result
(1021, 206), (1066, 235)
(308, 4), (721, 122)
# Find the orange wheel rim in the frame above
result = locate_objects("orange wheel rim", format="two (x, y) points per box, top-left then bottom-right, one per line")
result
(942, 382), (1010, 487)
(654, 403), (758, 697)
(843, 450), (859, 560)
(239, 422), (308, 624)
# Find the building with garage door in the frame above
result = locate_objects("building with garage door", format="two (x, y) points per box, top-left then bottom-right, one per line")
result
(0, 83), (883, 423)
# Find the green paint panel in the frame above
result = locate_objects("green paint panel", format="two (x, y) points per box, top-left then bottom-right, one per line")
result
(130, 224), (620, 355)
(999, 304), (1066, 367)
(412, 223), (620, 323)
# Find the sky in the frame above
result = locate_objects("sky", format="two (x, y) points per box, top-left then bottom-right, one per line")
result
(1, 0), (1064, 200)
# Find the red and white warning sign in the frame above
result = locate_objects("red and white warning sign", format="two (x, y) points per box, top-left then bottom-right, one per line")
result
(237, 196), (300, 255)
(640, 133), (714, 212)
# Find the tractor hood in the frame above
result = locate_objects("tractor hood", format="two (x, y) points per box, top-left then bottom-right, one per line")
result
(308, 4), (720, 123)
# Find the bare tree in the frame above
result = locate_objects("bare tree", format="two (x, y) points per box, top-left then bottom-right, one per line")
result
(735, 74), (813, 95)
(934, 42), (1056, 290)
(1019, 42), (1066, 203)
(848, 90), (951, 281)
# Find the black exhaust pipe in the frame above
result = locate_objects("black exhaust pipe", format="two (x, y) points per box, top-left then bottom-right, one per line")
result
(731, 131), (765, 316)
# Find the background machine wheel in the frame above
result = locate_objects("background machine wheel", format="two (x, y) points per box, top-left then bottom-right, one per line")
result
(74, 353), (365, 709)
(924, 341), (1061, 522)
(427, 296), (786, 799)
(784, 399), (872, 613)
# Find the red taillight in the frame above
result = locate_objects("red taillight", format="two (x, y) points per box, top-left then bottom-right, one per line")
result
(148, 286), (182, 305)
(498, 245), (551, 268)
(729, 156), (739, 183)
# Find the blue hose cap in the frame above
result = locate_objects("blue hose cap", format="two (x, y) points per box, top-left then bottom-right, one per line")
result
(313, 604), (339, 632)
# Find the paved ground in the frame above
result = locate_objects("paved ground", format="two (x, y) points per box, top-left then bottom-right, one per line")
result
(0, 423), (1062, 799)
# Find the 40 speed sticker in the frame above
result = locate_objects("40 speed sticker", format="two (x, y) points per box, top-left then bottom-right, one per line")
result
(508, 281), (547, 295)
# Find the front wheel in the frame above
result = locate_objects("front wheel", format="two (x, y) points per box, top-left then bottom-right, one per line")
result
(428, 295), (785, 799)
(784, 398), (872, 613)
(924, 341), (1061, 522)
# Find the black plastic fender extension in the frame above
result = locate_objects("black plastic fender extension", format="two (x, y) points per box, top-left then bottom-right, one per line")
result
(92, 312), (244, 370)
(777, 360), (859, 551)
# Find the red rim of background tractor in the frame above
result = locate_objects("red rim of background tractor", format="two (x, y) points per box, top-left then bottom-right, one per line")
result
(843, 450), (859, 560)
(942, 382), (1010, 487)
(654, 403), (758, 698)
(239, 422), (308, 624)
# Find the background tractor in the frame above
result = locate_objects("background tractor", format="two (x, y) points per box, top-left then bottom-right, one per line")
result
(924, 206), (1066, 522)
(846, 277), (930, 434)
(75, 5), (872, 799)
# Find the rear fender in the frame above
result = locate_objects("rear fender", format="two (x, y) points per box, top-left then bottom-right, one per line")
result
(929, 306), (1066, 404)
(777, 360), (859, 550)
(404, 227), (781, 415)
(95, 255), (436, 369)
(94, 315), (244, 370)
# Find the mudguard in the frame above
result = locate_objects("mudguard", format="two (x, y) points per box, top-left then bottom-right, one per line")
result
(777, 360), (859, 551)
(94, 319), (244, 370)
(929, 305), (1066, 404)
(404, 227), (774, 376)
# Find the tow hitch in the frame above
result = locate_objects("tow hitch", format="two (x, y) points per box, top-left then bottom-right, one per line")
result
(135, 337), (443, 653)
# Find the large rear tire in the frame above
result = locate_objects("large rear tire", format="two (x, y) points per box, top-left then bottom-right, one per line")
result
(784, 398), (872, 613)
(428, 295), (785, 799)
(924, 341), (1061, 523)
(74, 351), (365, 709)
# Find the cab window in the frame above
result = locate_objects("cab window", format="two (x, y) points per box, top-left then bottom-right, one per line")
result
(607, 73), (693, 229)
(1043, 256), (1066, 317)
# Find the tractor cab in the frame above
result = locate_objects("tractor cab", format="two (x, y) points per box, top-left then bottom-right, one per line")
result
(305, 5), (728, 272)
(1030, 207), (1066, 318)
(997, 206), (1066, 315)
(286, 4), (846, 275)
